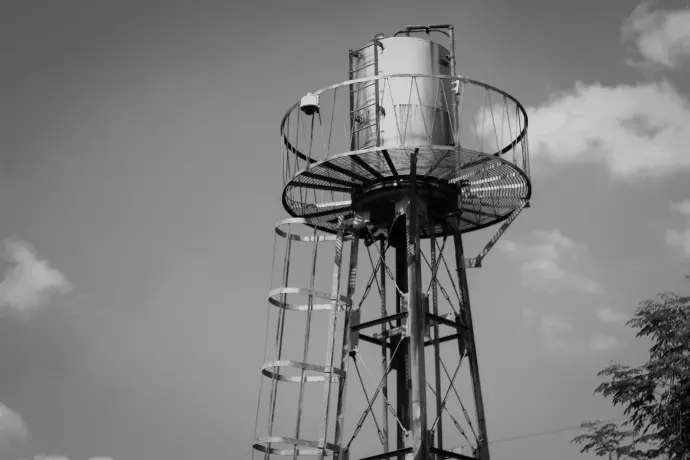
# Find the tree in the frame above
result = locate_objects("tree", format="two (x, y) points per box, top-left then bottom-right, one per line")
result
(572, 276), (690, 460)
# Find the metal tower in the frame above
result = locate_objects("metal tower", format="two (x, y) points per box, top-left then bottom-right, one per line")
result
(253, 25), (531, 460)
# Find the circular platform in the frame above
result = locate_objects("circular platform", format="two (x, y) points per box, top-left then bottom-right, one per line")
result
(282, 145), (530, 236)
(279, 74), (532, 236)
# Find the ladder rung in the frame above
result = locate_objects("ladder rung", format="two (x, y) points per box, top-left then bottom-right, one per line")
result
(350, 82), (377, 94)
(352, 124), (374, 134)
(372, 326), (405, 340)
(351, 62), (374, 73)
(350, 102), (377, 113)
(351, 43), (373, 54)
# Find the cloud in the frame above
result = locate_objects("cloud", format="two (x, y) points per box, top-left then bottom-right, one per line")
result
(594, 307), (629, 323)
(0, 239), (72, 318)
(523, 309), (620, 356)
(525, 309), (573, 349)
(474, 77), (690, 179)
(0, 403), (110, 460)
(670, 199), (690, 216)
(666, 199), (690, 257)
(666, 229), (690, 256)
(474, 3), (690, 179)
(499, 230), (601, 294)
(622, 1), (690, 69)
(0, 401), (28, 448)
(587, 335), (621, 353)
(526, 80), (690, 177)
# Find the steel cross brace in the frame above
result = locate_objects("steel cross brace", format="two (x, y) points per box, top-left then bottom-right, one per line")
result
(464, 200), (527, 268)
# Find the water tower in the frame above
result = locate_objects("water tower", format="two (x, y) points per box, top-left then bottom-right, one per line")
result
(252, 25), (531, 460)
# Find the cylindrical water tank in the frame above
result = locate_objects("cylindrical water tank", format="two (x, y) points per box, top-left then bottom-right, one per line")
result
(351, 36), (454, 150)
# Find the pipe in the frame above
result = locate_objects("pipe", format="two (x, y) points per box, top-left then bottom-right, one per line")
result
(407, 151), (428, 460)
(394, 240), (409, 460)
(380, 239), (389, 454)
(394, 24), (454, 38)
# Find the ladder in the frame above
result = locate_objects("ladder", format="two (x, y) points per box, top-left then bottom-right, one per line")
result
(348, 38), (385, 150)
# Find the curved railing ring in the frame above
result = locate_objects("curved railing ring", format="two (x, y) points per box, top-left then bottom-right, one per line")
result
(253, 436), (339, 456)
(261, 360), (344, 383)
(268, 287), (351, 312)
(279, 73), (529, 167)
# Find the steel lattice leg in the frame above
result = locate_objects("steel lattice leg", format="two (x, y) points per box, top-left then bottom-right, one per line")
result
(453, 227), (490, 460)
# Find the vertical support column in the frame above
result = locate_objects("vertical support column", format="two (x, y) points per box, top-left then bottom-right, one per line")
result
(429, 219), (443, 455)
(348, 50), (356, 152)
(448, 26), (459, 149)
(448, 26), (457, 78)
(334, 222), (362, 459)
(373, 36), (382, 148)
(379, 238), (389, 454)
(394, 241), (409, 460)
(407, 151), (428, 460)
(293, 227), (321, 459)
(452, 229), (490, 460)
(265, 232), (293, 460)
(318, 223), (347, 460)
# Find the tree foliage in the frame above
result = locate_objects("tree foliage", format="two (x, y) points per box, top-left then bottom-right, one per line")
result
(573, 277), (690, 459)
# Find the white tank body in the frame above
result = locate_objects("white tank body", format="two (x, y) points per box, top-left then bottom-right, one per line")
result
(352, 36), (454, 150)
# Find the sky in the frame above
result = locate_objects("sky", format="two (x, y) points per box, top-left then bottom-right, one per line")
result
(1, 0), (690, 459)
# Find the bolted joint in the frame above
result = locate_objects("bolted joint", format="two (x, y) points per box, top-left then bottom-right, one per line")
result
(394, 196), (428, 223)
(373, 33), (385, 51)
(422, 294), (431, 338)
(400, 293), (409, 337)
(352, 211), (369, 229)
(349, 309), (361, 351)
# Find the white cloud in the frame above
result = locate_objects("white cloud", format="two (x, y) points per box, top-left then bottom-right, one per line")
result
(477, 3), (690, 178)
(529, 310), (574, 350)
(500, 230), (601, 294)
(622, 1), (690, 69)
(471, 3), (690, 180)
(523, 309), (620, 356)
(587, 335), (620, 353)
(1, 405), (110, 460)
(527, 80), (690, 177)
(670, 199), (690, 216)
(474, 76), (690, 179)
(0, 239), (72, 318)
(666, 199), (690, 258)
(666, 229), (690, 256)
(594, 307), (629, 323)
(0, 401), (28, 447)
(497, 239), (518, 253)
